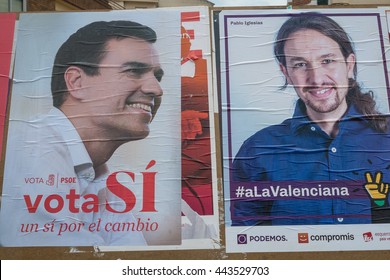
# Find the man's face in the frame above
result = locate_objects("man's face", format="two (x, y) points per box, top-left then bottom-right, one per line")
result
(280, 29), (355, 119)
(80, 37), (163, 141)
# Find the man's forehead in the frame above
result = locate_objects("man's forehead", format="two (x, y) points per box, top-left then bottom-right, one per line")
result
(101, 37), (160, 65)
(105, 37), (156, 52)
(286, 29), (337, 44)
(283, 29), (342, 56)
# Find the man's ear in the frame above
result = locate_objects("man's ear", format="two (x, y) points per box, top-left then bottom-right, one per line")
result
(346, 53), (356, 79)
(64, 66), (84, 100)
(279, 63), (292, 85)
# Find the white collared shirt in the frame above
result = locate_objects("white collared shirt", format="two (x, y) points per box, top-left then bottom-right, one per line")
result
(0, 108), (146, 246)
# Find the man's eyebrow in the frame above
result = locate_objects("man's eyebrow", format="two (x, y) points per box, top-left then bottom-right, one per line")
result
(287, 56), (306, 62)
(319, 53), (337, 59)
(286, 53), (337, 62)
(120, 61), (164, 81)
(120, 61), (153, 71)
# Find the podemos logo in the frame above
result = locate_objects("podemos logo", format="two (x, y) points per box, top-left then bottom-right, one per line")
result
(237, 234), (247, 244)
(237, 234), (287, 244)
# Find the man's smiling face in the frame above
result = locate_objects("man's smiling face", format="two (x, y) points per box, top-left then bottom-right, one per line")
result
(80, 37), (164, 142)
(280, 29), (355, 120)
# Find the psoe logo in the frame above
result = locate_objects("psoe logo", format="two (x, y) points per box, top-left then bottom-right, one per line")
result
(237, 234), (247, 244)
(46, 174), (55, 186)
(363, 232), (373, 242)
(298, 233), (309, 243)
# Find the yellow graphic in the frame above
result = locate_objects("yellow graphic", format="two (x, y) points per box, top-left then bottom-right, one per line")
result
(365, 172), (389, 206)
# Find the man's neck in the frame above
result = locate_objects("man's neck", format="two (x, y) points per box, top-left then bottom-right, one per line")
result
(313, 119), (340, 138)
(83, 140), (120, 170)
(306, 103), (348, 138)
(60, 107), (123, 169)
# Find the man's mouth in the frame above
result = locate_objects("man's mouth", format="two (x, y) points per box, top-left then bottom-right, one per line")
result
(306, 87), (334, 97)
(316, 88), (330, 95)
(127, 103), (152, 113)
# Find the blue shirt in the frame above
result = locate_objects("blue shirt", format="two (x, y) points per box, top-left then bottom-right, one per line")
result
(232, 100), (390, 226)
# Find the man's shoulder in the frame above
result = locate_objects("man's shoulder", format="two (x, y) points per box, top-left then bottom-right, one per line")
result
(244, 118), (293, 143)
(11, 113), (63, 143)
(6, 111), (72, 163)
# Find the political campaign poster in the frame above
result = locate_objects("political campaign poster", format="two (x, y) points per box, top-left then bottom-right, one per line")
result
(219, 8), (390, 252)
(0, 10), (182, 247)
(0, 13), (16, 161)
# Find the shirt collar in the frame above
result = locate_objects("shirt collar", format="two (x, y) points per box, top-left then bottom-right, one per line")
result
(290, 99), (369, 134)
(48, 107), (96, 181)
(290, 99), (313, 133)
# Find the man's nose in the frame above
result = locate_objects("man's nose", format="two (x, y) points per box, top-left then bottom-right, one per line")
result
(141, 72), (163, 97)
(306, 64), (325, 85)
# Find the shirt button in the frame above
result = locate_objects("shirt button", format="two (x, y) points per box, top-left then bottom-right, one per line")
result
(337, 218), (344, 222)
(310, 126), (316, 131)
(331, 147), (337, 153)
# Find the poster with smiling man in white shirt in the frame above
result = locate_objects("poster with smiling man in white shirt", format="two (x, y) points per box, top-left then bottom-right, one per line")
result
(0, 10), (181, 247)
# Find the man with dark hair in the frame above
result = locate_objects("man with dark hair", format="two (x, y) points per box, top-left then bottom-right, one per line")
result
(0, 20), (164, 246)
(232, 14), (390, 226)
(52, 20), (163, 170)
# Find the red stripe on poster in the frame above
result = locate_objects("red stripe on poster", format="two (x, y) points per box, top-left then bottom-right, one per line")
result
(0, 13), (17, 158)
(181, 11), (200, 22)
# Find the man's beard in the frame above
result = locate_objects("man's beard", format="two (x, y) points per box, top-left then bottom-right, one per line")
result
(305, 95), (341, 114)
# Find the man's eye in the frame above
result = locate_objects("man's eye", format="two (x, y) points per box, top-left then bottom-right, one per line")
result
(293, 62), (306, 68)
(123, 68), (141, 74)
(122, 68), (145, 77)
(322, 59), (334, 64)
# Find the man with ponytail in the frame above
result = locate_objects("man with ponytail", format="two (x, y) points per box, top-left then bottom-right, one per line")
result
(232, 13), (390, 226)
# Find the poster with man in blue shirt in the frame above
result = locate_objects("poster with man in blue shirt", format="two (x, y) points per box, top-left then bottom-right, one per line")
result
(220, 9), (390, 252)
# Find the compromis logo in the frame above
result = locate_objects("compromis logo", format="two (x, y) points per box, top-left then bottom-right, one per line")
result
(237, 234), (247, 244)
(363, 232), (373, 242)
(298, 233), (355, 243)
(298, 233), (309, 243)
